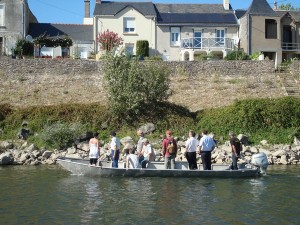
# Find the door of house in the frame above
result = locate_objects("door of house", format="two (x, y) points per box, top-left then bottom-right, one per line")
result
(194, 31), (202, 49)
(283, 26), (292, 50)
(216, 29), (225, 46)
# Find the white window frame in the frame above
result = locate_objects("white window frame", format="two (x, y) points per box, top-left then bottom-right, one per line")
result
(194, 29), (202, 49)
(216, 29), (225, 46)
(124, 17), (135, 33)
(170, 27), (180, 46)
(0, 4), (5, 27)
(125, 43), (134, 55)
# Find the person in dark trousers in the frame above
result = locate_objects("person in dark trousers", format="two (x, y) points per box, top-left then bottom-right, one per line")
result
(110, 131), (121, 168)
(229, 132), (242, 170)
(198, 129), (216, 170)
(185, 130), (198, 170)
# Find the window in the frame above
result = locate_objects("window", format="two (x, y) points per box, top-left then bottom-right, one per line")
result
(216, 29), (225, 46)
(124, 18), (135, 33)
(171, 27), (180, 46)
(194, 31), (202, 48)
(125, 43), (134, 55)
(265, 19), (277, 39)
(0, 4), (5, 26)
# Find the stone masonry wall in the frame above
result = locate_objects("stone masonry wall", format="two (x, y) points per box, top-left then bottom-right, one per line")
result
(0, 58), (275, 77)
(0, 58), (284, 111)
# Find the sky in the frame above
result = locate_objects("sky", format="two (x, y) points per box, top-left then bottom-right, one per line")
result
(27, 0), (300, 24)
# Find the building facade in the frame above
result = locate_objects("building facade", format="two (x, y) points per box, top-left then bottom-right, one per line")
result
(0, 0), (37, 55)
(237, 0), (300, 67)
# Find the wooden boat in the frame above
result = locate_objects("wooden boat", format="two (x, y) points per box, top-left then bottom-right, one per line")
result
(57, 157), (261, 178)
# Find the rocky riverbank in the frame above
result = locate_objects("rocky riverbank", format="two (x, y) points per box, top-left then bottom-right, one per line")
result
(1, 134), (299, 166)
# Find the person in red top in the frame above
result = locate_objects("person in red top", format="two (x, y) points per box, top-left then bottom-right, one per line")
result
(162, 130), (178, 169)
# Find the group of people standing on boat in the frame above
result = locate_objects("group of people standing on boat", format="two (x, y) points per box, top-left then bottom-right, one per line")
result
(88, 129), (242, 170)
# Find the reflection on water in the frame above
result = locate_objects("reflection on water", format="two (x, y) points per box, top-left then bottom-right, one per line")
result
(0, 165), (299, 224)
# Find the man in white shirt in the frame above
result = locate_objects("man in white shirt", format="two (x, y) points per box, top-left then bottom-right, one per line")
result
(185, 130), (198, 170)
(110, 131), (121, 168)
(126, 148), (141, 169)
(199, 129), (216, 170)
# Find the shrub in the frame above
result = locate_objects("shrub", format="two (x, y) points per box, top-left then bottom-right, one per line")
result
(196, 97), (300, 144)
(103, 54), (172, 122)
(36, 122), (86, 149)
(96, 29), (123, 53)
(225, 50), (250, 60)
(136, 40), (149, 57)
(15, 39), (34, 56)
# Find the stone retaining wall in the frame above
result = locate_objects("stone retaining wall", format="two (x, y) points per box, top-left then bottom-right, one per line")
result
(0, 57), (275, 77)
(0, 57), (283, 111)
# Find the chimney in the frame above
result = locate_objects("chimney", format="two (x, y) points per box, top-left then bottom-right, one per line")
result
(84, 0), (90, 18)
(96, 0), (101, 4)
(223, 0), (230, 10)
(273, 1), (277, 11)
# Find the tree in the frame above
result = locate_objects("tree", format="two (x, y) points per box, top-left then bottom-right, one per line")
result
(278, 3), (300, 11)
(14, 39), (34, 56)
(136, 40), (149, 57)
(103, 54), (172, 122)
(96, 29), (123, 53)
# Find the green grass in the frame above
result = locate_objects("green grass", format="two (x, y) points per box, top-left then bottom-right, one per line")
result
(1, 97), (300, 149)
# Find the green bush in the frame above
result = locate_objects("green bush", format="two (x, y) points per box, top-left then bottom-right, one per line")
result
(136, 40), (149, 57)
(196, 97), (300, 144)
(103, 54), (172, 122)
(15, 39), (34, 56)
(35, 122), (86, 149)
(225, 50), (250, 60)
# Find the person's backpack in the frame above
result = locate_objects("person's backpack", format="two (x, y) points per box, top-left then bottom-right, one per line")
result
(235, 138), (242, 156)
(167, 138), (176, 154)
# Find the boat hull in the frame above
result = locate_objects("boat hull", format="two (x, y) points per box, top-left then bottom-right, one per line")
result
(57, 157), (260, 178)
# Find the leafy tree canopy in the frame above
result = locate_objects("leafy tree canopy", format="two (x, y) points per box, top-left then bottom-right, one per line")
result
(278, 3), (300, 11)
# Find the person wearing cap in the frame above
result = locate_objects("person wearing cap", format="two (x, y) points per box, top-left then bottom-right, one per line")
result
(140, 138), (155, 168)
(136, 129), (145, 159)
(185, 130), (198, 170)
(126, 148), (141, 169)
(198, 129), (215, 170)
(162, 130), (178, 169)
(110, 131), (121, 168)
(229, 132), (242, 170)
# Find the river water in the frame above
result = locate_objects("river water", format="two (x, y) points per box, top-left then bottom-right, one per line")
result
(0, 165), (299, 225)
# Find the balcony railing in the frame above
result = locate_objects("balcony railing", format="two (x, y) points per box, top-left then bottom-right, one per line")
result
(181, 38), (235, 50)
(282, 42), (300, 51)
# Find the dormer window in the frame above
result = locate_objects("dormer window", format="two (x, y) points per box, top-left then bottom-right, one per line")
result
(124, 17), (135, 33)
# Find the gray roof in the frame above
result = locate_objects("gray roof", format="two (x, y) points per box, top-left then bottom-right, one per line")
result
(154, 4), (233, 14)
(235, 10), (247, 19)
(275, 10), (300, 22)
(94, 1), (156, 17)
(245, 0), (278, 17)
(155, 4), (237, 26)
(157, 13), (238, 26)
(94, 2), (237, 26)
(28, 23), (93, 42)
(289, 11), (300, 22)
